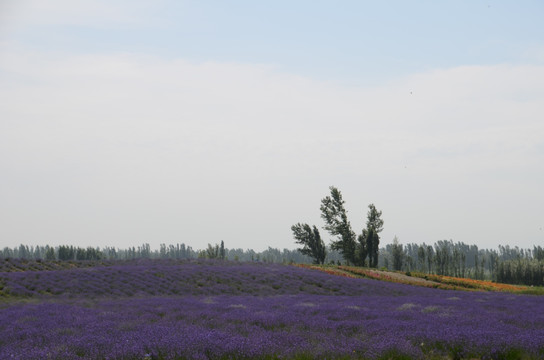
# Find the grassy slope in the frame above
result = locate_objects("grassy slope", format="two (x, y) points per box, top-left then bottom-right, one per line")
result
(297, 264), (544, 295)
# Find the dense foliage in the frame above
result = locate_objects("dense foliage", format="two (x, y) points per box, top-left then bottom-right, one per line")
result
(1, 260), (544, 359)
(381, 241), (544, 286)
(320, 186), (384, 267)
(0, 243), (345, 265)
(291, 223), (327, 264)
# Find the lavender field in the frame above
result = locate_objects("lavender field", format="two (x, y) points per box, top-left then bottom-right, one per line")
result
(1, 259), (543, 359)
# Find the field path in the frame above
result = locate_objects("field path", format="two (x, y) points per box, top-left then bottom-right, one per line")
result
(305, 265), (444, 288)
(365, 269), (441, 286)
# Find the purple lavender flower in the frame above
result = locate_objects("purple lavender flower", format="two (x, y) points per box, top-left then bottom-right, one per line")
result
(1, 260), (543, 359)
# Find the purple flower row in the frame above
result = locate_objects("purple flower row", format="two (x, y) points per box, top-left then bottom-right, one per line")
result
(1, 260), (391, 298)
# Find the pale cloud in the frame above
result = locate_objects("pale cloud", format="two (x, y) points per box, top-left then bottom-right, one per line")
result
(1, 47), (543, 250)
(0, 0), (160, 34)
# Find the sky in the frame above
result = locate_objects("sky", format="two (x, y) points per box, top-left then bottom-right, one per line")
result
(1, 1), (543, 252)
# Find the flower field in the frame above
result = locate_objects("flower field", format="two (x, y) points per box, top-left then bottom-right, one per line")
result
(1, 259), (544, 359)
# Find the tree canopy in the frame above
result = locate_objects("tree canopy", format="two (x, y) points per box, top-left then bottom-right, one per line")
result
(320, 186), (357, 264)
(318, 186), (383, 267)
(291, 223), (327, 264)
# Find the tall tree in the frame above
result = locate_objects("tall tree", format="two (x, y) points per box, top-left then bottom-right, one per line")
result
(368, 228), (381, 268)
(320, 186), (357, 264)
(356, 232), (368, 267)
(291, 223), (327, 264)
(366, 204), (384, 233)
(364, 204), (383, 268)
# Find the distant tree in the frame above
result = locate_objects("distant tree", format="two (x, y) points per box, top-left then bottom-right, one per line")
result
(434, 241), (451, 275)
(426, 245), (434, 274)
(320, 186), (357, 265)
(18, 245), (30, 259)
(392, 236), (404, 271)
(1, 247), (14, 259)
(45, 246), (56, 261)
(460, 252), (467, 278)
(76, 247), (86, 261)
(87, 247), (102, 260)
(474, 252), (479, 279)
(291, 223), (327, 264)
(160, 244), (167, 259)
(139, 243), (151, 259)
(479, 253), (486, 280)
(58, 245), (75, 261)
(417, 245), (426, 272)
(220, 241), (225, 260)
(33, 246), (43, 259)
(452, 247), (461, 277)
(103, 246), (117, 260)
(72, 247), (102, 261)
(533, 246), (544, 261)
(206, 243), (220, 259)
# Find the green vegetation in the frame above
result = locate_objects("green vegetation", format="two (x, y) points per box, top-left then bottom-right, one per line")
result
(291, 186), (383, 267)
(291, 223), (326, 264)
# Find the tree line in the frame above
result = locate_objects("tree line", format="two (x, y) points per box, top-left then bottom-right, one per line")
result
(381, 239), (544, 286)
(0, 242), (344, 265)
(2, 241), (542, 286)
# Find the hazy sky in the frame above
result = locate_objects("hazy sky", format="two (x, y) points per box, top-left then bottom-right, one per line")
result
(1, 1), (543, 252)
